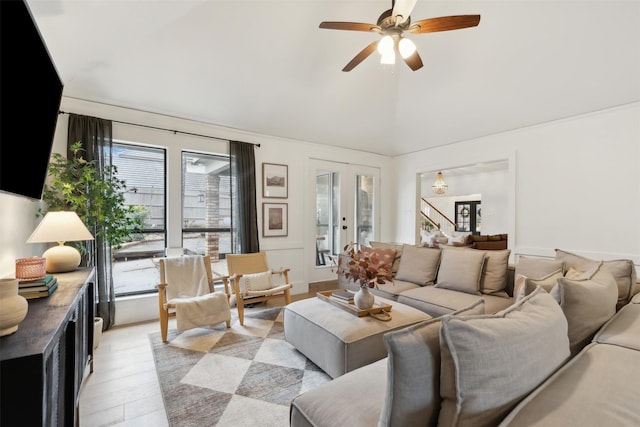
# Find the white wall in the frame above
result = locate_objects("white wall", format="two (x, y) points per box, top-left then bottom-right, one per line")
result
(0, 97), (391, 325)
(393, 103), (640, 267)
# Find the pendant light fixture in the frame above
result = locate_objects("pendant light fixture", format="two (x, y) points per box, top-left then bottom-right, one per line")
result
(432, 171), (448, 195)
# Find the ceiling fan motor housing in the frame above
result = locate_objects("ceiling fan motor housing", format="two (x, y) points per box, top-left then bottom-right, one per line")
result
(377, 9), (412, 31)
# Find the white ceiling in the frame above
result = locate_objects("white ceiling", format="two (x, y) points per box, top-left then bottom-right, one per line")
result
(27, 0), (640, 157)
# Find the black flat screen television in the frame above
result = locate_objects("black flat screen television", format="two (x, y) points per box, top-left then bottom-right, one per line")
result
(0, 0), (64, 201)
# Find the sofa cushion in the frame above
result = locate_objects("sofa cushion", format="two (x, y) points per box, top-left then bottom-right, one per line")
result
(550, 262), (619, 355)
(290, 358), (387, 427)
(555, 248), (638, 309)
(379, 300), (485, 427)
(398, 286), (511, 317)
(499, 343), (640, 427)
(370, 241), (404, 274)
(368, 279), (419, 301)
(394, 245), (441, 286)
(477, 249), (511, 296)
(435, 248), (485, 295)
(593, 299), (640, 351)
(438, 286), (570, 427)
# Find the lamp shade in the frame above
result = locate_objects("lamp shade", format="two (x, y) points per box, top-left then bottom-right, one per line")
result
(27, 211), (94, 273)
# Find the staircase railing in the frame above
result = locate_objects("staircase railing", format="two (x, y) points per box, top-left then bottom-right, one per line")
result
(420, 197), (457, 237)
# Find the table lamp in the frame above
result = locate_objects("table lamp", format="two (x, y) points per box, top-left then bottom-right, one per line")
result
(27, 211), (95, 273)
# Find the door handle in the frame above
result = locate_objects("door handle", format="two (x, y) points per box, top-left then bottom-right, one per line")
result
(342, 225), (348, 230)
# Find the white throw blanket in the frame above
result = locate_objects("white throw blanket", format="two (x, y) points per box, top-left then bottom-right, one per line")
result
(163, 256), (231, 332)
(173, 292), (230, 333)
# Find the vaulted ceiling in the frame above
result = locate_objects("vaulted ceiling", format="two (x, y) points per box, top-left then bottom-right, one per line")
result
(27, 0), (640, 157)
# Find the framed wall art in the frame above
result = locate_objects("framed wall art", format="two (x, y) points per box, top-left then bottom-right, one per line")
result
(263, 203), (288, 237)
(262, 163), (288, 198)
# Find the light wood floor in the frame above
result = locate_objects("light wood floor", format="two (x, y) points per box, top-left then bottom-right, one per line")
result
(79, 282), (335, 427)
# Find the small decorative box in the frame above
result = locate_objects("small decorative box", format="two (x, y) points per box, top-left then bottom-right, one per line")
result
(15, 257), (47, 281)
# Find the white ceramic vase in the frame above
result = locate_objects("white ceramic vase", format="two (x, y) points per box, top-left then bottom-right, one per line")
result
(354, 285), (375, 310)
(0, 278), (29, 336)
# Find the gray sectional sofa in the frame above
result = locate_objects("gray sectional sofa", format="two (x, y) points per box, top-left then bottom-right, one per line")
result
(291, 248), (639, 426)
(338, 242), (517, 316)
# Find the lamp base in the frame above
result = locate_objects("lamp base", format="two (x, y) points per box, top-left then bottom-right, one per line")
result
(43, 245), (81, 273)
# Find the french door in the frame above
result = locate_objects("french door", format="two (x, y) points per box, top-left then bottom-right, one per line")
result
(307, 159), (379, 282)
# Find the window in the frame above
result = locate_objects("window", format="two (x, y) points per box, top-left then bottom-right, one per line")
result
(181, 151), (232, 261)
(110, 142), (166, 296)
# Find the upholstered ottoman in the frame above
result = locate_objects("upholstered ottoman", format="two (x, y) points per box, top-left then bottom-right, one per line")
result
(284, 294), (431, 378)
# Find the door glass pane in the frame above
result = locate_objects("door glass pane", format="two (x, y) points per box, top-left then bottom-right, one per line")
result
(315, 173), (330, 266)
(456, 203), (471, 231)
(331, 172), (340, 254)
(356, 174), (374, 246)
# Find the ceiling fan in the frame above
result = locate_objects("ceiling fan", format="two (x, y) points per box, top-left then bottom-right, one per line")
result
(319, 0), (480, 72)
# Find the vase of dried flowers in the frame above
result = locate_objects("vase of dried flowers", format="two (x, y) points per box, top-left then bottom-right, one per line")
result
(331, 242), (394, 309)
(354, 283), (375, 309)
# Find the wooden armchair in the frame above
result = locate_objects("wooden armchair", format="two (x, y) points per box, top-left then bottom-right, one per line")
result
(157, 255), (231, 343)
(225, 252), (292, 325)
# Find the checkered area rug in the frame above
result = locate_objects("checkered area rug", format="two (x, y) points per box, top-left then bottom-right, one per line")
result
(149, 307), (331, 427)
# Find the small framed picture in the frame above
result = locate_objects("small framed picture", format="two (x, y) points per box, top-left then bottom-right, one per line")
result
(263, 203), (288, 237)
(262, 163), (288, 198)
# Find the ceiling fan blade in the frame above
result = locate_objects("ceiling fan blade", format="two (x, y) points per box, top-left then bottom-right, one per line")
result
(402, 50), (423, 71)
(392, 0), (418, 24)
(319, 21), (380, 32)
(407, 15), (481, 34)
(342, 40), (379, 72)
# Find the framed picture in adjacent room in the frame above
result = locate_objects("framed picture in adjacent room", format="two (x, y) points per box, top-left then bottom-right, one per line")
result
(262, 163), (288, 198)
(263, 203), (288, 237)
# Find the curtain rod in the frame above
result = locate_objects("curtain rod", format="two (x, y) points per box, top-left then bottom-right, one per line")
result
(58, 110), (260, 147)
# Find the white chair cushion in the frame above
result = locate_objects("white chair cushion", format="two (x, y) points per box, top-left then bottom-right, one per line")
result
(239, 270), (273, 292)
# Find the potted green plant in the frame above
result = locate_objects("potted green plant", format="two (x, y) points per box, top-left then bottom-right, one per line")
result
(38, 141), (143, 261)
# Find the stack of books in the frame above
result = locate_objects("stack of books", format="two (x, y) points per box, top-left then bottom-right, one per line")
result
(18, 275), (58, 299)
(330, 290), (354, 304)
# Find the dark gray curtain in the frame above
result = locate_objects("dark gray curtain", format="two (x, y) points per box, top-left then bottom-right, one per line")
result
(67, 113), (116, 330)
(230, 141), (259, 253)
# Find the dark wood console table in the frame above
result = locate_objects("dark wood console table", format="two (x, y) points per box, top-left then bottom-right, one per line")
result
(0, 267), (96, 427)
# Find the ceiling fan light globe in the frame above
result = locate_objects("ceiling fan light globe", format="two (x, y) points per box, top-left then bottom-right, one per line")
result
(380, 51), (395, 65)
(377, 35), (394, 56)
(398, 38), (416, 58)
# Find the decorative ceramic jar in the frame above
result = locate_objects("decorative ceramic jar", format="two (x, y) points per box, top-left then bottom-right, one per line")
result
(354, 285), (375, 310)
(0, 278), (29, 336)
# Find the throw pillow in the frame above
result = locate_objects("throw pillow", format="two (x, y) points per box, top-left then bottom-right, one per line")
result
(477, 249), (511, 295)
(550, 261), (618, 356)
(239, 270), (273, 293)
(435, 248), (486, 295)
(515, 256), (565, 279)
(394, 245), (441, 286)
(421, 229), (444, 248)
(370, 241), (404, 275)
(446, 231), (472, 246)
(564, 267), (584, 279)
(378, 299), (485, 427)
(438, 286), (570, 427)
(555, 249), (638, 308)
(360, 246), (396, 277)
(514, 269), (563, 301)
